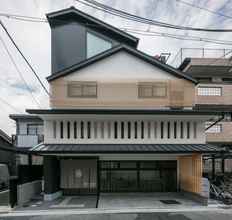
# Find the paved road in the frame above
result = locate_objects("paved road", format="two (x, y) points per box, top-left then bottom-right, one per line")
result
(0, 211), (232, 220)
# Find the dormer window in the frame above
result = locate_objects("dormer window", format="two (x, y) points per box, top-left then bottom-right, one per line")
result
(87, 31), (112, 58)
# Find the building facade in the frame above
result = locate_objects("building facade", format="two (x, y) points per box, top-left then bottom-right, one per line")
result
(27, 7), (221, 201)
(178, 49), (232, 174)
(10, 114), (44, 165)
(0, 129), (16, 176)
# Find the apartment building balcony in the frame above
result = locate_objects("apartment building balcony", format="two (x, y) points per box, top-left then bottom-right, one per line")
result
(12, 134), (44, 148)
(206, 122), (232, 145)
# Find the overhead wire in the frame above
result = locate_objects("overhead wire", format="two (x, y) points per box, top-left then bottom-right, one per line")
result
(0, 35), (42, 108)
(175, 0), (232, 20)
(76, 0), (232, 32)
(0, 11), (232, 46)
(0, 20), (50, 96)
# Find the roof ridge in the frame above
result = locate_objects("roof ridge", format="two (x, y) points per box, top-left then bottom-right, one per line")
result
(47, 44), (198, 84)
(46, 7), (138, 46)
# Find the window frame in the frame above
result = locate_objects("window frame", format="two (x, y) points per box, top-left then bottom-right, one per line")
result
(197, 86), (222, 96)
(27, 123), (43, 135)
(67, 81), (97, 98)
(205, 123), (222, 133)
(86, 30), (113, 59)
(138, 82), (167, 98)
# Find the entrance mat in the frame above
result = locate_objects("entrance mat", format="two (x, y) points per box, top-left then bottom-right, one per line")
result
(159, 200), (181, 205)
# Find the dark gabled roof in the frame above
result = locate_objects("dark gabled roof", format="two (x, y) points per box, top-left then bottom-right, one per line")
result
(31, 143), (222, 154)
(0, 129), (12, 144)
(46, 7), (138, 48)
(47, 45), (198, 84)
(0, 145), (30, 155)
(26, 108), (223, 116)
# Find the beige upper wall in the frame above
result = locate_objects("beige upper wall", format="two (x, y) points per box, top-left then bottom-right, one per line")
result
(196, 83), (232, 105)
(49, 51), (195, 108)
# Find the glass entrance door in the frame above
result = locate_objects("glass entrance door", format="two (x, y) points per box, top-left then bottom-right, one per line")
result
(100, 161), (177, 192)
(60, 159), (97, 194)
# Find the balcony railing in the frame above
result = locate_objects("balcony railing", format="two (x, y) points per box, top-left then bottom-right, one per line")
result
(12, 134), (44, 148)
(170, 48), (232, 68)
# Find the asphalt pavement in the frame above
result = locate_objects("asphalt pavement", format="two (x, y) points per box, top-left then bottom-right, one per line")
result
(0, 211), (232, 220)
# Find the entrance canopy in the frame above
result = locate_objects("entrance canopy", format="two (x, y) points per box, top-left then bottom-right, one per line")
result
(31, 143), (221, 154)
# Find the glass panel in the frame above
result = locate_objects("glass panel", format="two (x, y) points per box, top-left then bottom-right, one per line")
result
(60, 159), (97, 193)
(140, 170), (163, 192)
(82, 85), (97, 97)
(110, 170), (137, 192)
(27, 125), (38, 135)
(140, 161), (158, 169)
(119, 162), (137, 169)
(68, 84), (82, 97)
(100, 161), (177, 192)
(162, 170), (177, 192)
(87, 32), (112, 58)
(139, 85), (152, 97)
(101, 161), (119, 169)
(154, 86), (166, 97)
(197, 87), (222, 96)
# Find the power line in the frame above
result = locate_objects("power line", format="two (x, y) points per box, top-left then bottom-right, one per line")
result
(0, 20), (50, 96)
(0, 35), (41, 108)
(0, 12), (46, 22)
(0, 96), (23, 113)
(1, 10), (232, 46)
(123, 28), (232, 46)
(76, 0), (232, 32)
(175, 0), (232, 20)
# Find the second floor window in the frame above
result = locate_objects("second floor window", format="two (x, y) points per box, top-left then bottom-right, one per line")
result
(67, 81), (97, 98)
(205, 123), (222, 133)
(27, 124), (43, 135)
(197, 87), (222, 96)
(138, 82), (167, 98)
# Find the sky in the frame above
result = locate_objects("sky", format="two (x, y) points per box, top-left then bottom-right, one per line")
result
(0, 0), (232, 135)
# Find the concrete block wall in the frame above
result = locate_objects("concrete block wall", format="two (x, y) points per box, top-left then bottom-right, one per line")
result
(17, 180), (42, 206)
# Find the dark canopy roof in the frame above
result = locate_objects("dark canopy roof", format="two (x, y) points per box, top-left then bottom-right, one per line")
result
(47, 45), (198, 83)
(31, 143), (221, 154)
(46, 7), (138, 48)
(26, 108), (223, 116)
(9, 114), (42, 121)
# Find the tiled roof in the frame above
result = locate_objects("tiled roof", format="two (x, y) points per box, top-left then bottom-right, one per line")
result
(31, 143), (221, 154)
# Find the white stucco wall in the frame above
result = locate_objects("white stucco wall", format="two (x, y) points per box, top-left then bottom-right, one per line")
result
(65, 51), (177, 81)
(43, 115), (206, 144)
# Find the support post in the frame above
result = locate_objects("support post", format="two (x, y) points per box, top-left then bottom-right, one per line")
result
(212, 155), (215, 180)
(221, 158), (225, 174)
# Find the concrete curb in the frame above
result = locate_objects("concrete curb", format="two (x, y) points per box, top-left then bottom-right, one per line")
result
(0, 205), (231, 217)
(0, 206), (11, 214)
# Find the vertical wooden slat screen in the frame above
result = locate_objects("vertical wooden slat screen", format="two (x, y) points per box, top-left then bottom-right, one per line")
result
(179, 154), (202, 194)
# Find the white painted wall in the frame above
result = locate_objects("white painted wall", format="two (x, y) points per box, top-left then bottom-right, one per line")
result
(65, 51), (177, 81)
(43, 115), (206, 144)
(17, 135), (39, 148)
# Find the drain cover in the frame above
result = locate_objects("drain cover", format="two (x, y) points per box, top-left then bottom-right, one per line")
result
(160, 200), (181, 204)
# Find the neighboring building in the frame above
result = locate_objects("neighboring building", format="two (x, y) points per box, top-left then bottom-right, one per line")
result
(9, 114), (44, 165)
(27, 7), (222, 201)
(0, 129), (16, 175)
(177, 48), (232, 174)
